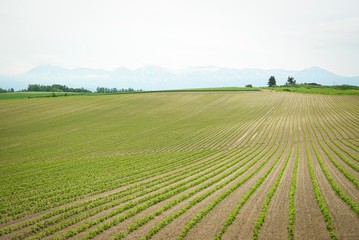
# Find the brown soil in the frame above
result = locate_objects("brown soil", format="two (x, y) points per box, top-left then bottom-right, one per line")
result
(123, 146), (276, 240)
(219, 145), (291, 240)
(294, 142), (329, 240)
(3, 93), (358, 240)
(258, 145), (295, 239)
(310, 142), (359, 239)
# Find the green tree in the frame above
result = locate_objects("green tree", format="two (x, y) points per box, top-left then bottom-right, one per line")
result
(245, 84), (253, 88)
(268, 76), (276, 87)
(286, 76), (296, 86)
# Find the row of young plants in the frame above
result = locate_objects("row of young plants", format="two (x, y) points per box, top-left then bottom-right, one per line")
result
(309, 117), (359, 189)
(114, 135), (275, 239)
(124, 141), (267, 232)
(288, 134), (300, 240)
(7, 149), (240, 239)
(1, 151), (207, 223)
(316, 96), (359, 158)
(4, 93), (356, 239)
(304, 129), (337, 240)
(1, 150), (218, 236)
(208, 97), (277, 149)
(117, 104), (288, 240)
(321, 95), (359, 136)
(2, 152), (202, 208)
(325, 146), (358, 172)
(0, 93), (239, 222)
(310, 140), (359, 216)
(206, 97), (313, 240)
(323, 101), (358, 140)
(330, 139), (359, 163)
(133, 93), (243, 152)
(110, 152), (266, 239)
(164, 93), (280, 152)
(79, 136), (275, 240)
(0, 93), (260, 220)
(46, 143), (261, 240)
(323, 140), (359, 172)
(252, 133), (295, 239)
(308, 97), (359, 177)
(178, 110), (289, 240)
(333, 96), (359, 129)
(143, 145), (275, 240)
(180, 93), (280, 152)
(307, 119), (359, 217)
(2, 95), (272, 238)
(285, 100), (302, 240)
(161, 94), (272, 152)
(214, 144), (287, 240)
(211, 108), (292, 240)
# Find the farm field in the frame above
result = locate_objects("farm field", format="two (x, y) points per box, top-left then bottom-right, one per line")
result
(0, 91), (358, 239)
(0, 92), (87, 100)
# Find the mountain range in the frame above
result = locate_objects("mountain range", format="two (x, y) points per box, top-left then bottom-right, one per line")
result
(0, 65), (358, 91)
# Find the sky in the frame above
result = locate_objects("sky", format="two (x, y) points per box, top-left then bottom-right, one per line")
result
(0, 0), (358, 76)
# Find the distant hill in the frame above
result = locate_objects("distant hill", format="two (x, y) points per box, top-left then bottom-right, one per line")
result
(0, 65), (358, 91)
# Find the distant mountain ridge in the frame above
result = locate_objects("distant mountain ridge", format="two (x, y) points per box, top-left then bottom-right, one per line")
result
(0, 65), (358, 90)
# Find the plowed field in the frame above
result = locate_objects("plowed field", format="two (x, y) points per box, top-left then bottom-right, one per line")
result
(0, 91), (358, 239)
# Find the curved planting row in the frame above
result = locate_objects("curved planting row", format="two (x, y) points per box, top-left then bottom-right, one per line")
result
(79, 100), (287, 239)
(1, 92), (358, 239)
(138, 94), (293, 240)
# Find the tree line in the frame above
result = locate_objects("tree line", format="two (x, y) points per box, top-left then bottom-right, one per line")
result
(96, 87), (142, 93)
(0, 85), (144, 94)
(0, 88), (15, 93)
(267, 76), (297, 87)
(27, 84), (91, 92)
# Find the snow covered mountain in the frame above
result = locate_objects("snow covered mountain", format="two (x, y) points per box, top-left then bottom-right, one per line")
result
(0, 65), (358, 91)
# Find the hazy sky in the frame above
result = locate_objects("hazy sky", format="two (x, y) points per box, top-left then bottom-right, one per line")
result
(0, 0), (358, 76)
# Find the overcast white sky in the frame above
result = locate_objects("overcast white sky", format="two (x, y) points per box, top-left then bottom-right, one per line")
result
(0, 0), (358, 76)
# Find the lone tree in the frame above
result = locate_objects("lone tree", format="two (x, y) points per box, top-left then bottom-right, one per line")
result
(286, 76), (296, 86)
(268, 76), (276, 87)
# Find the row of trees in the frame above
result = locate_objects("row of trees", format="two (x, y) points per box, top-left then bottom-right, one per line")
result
(96, 87), (142, 93)
(1, 85), (143, 94)
(267, 76), (297, 87)
(0, 88), (15, 93)
(27, 84), (91, 92)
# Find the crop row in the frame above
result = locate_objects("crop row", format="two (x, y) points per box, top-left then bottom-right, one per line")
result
(52, 149), (253, 239)
(288, 137), (300, 240)
(305, 137), (337, 240)
(179, 106), (290, 240)
(1, 151), (209, 221)
(310, 140), (359, 216)
(212, 100), (295, 240)
(117, 143), (274, 239)
(4, 148), (242, 238)
(1, 150), (215, 224)
(2, 93), (280, 237)
(252, 134), (295, 239)
(81, 111), (285, 240)
(112, 98), (291, 239)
